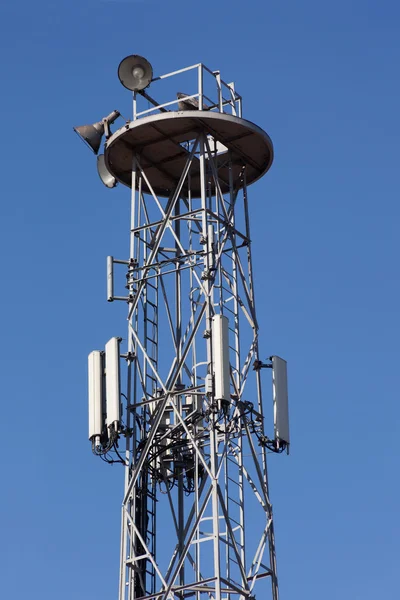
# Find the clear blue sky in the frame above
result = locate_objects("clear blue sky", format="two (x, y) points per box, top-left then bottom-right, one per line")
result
(0, 1), (399, 598)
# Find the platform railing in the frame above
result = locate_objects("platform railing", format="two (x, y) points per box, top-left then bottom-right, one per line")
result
(132, 63), (242, 121)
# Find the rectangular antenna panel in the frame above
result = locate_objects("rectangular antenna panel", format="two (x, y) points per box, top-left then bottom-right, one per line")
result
(105, 337), (121, 429)
(272, 356), (289, 447)
(212, 314), (230, 402)
(88, 351), (103, 440)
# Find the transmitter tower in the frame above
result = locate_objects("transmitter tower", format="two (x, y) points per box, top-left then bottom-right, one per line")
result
(75, 55), (289, 600)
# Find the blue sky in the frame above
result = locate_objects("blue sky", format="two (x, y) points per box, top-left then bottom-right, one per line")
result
(0, 0), (399, 598)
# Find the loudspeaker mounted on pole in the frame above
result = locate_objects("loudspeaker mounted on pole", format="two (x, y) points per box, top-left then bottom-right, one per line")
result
(97, 155), (117, 189)
(118, 55), (153, 91)
(73, 110), (120, 154)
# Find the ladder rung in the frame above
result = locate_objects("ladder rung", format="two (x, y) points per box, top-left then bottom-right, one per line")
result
(221, 538), (237, 551)
(222, 305), (235, 315)
(227, 497), (241, 507)
(227, 476), (240, 486)
(228, 516), (242, 527)
(145, 280), (157, 289)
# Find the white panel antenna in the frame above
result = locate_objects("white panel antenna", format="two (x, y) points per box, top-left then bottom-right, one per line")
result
(212, 314), (230, 403)
(272, 355), (290, 451)
(88, 351), (104, 446)
(105, 337), (121, 431)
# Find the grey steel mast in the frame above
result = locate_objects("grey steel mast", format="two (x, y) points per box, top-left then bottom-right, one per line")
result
(77, 56), (290, 600)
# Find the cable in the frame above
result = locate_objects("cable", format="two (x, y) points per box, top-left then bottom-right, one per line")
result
(113, 442), (129, 465)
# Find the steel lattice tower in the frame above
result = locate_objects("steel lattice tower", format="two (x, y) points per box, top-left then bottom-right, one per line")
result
(78, 56), (289, 600)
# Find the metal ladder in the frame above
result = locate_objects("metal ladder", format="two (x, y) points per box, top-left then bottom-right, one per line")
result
(140, 228), (159, 596)
(224, 450), (246, 590)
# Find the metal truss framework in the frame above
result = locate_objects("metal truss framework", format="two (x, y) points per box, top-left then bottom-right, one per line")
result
(112, 127), (279, 600)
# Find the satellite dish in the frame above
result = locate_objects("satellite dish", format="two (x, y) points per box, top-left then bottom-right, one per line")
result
(73, 121), (104, 154)
(118, 55), (153, 91)
(97, 155), (117, 188)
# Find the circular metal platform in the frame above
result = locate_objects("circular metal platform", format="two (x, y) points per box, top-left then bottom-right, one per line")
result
(104, 111), (273, 198)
